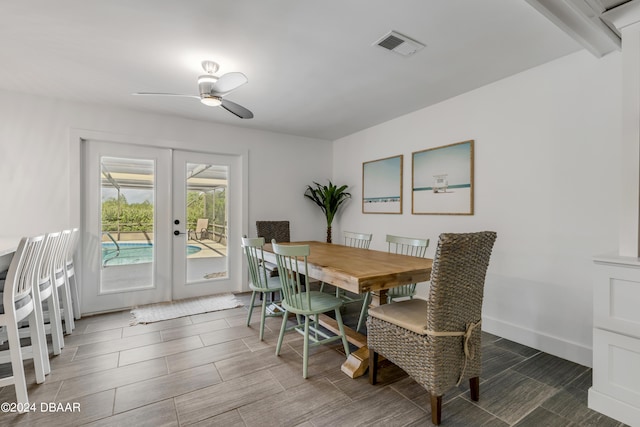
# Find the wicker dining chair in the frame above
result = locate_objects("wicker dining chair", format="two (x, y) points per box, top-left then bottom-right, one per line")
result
(256, 221), (290, 243)
(367, 231), (497, 426)
(256, 221), (290, 277)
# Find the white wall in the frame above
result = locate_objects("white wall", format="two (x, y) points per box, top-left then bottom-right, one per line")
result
(0, 90), (337, 318)
(332, 50), (622, 366)
(0, 90), (332, 256)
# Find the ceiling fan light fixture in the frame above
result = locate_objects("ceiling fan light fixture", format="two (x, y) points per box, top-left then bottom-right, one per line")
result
(197, 74), (218, 85)
(200, 96), (222, 107)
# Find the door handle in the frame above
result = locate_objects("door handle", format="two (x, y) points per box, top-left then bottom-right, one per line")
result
(174, 230), (186, 236)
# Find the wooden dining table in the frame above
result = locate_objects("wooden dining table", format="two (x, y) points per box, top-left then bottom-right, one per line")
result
(262, 240), (433, 378)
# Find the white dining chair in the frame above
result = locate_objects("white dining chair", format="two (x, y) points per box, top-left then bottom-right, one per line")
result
(65, 227), (81, 320)
(38, 232), (65, 355)
(0, 236), (49, 409)
(54, 229), (75, 334)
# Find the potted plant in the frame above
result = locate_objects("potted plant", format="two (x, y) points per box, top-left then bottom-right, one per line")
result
(304, 181), (351, 243)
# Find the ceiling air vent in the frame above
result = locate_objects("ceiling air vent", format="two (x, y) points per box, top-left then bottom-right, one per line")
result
(374, 31), (425, 57)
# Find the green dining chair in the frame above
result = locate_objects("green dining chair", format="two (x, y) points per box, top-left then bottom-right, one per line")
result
(357, 234), (430, 332)
(272, 240), (350, 378)
(334, 231), (373, 333)
(242, 237), (284, 341)
(386, 234), (430, 300)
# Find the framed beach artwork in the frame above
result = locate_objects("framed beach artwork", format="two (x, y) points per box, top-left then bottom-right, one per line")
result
(362, 155), (403, 214)
(412, 140), (474, 215)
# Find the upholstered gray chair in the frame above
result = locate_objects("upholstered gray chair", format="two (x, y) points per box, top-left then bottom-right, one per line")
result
(367, 231), (497, 425)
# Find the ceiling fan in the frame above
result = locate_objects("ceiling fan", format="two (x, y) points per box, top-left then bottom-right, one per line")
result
(133, 60), (253, 119)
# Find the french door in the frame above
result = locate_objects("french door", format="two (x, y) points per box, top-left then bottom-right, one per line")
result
(171, 150), (241, 300)
(82, 140), (243, 314)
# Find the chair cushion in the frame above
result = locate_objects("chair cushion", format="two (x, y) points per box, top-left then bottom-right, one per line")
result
(368, 298), (429, 335)
(0, 275), (49, 315)
(0, 278), (52, 294)
(0, 293), (32, 314)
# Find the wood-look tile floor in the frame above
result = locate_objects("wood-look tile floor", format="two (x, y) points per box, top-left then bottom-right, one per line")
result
(0, 292), (627, 426)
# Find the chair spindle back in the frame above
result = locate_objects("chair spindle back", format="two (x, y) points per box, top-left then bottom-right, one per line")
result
(343, 231), (372, 249)
(272, 240), (311, 311)
(386, 234), (429, 299)
(4, 235), (44, 319)
(242, 237), (275, 291)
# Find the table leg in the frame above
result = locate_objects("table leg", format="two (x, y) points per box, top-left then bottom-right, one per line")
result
(340, 289), (388, 378)
(369, 289), (389, 306)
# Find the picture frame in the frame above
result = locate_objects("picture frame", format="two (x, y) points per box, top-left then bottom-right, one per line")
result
(362, 155), (403, 214)
(412, 140), (474, 215)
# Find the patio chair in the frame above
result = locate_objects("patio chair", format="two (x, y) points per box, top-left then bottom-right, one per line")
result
(272, 240), (350, 378)
(0, 236), (50, 410)
(189, 218), (210, 240)
(242, 237), (284, 341)
(367, 231), (497, 425)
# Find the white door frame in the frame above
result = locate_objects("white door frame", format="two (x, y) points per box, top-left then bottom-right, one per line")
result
(69, 129), (249, 315)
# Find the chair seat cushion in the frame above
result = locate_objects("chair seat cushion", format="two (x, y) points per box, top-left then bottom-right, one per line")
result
(0, 278), (52, 294)
(0, 293), (32, 314)
(282, 291), (343, 314)
(368, 298), (428, 335)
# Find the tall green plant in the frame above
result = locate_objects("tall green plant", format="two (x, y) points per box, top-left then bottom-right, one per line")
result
(304, 181), (351, 243)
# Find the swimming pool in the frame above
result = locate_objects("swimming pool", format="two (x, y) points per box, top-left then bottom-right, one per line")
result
(102, 242), (202, 266)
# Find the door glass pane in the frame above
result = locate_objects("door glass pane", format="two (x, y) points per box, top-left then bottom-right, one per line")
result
(100, 156), (155, 292)
(185, 163), (228, 283)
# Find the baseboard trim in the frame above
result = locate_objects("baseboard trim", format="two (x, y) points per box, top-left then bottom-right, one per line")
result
(482, 315), (592, 367)
(589, 387), (640, 427)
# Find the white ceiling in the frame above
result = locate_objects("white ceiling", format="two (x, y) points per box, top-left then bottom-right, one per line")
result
(0, 0), (583, 140)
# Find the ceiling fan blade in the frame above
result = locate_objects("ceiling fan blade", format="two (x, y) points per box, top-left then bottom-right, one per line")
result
(132, 92), (200, 99)
(211, 72), (248, 96)
(221, 99), (254, 119)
